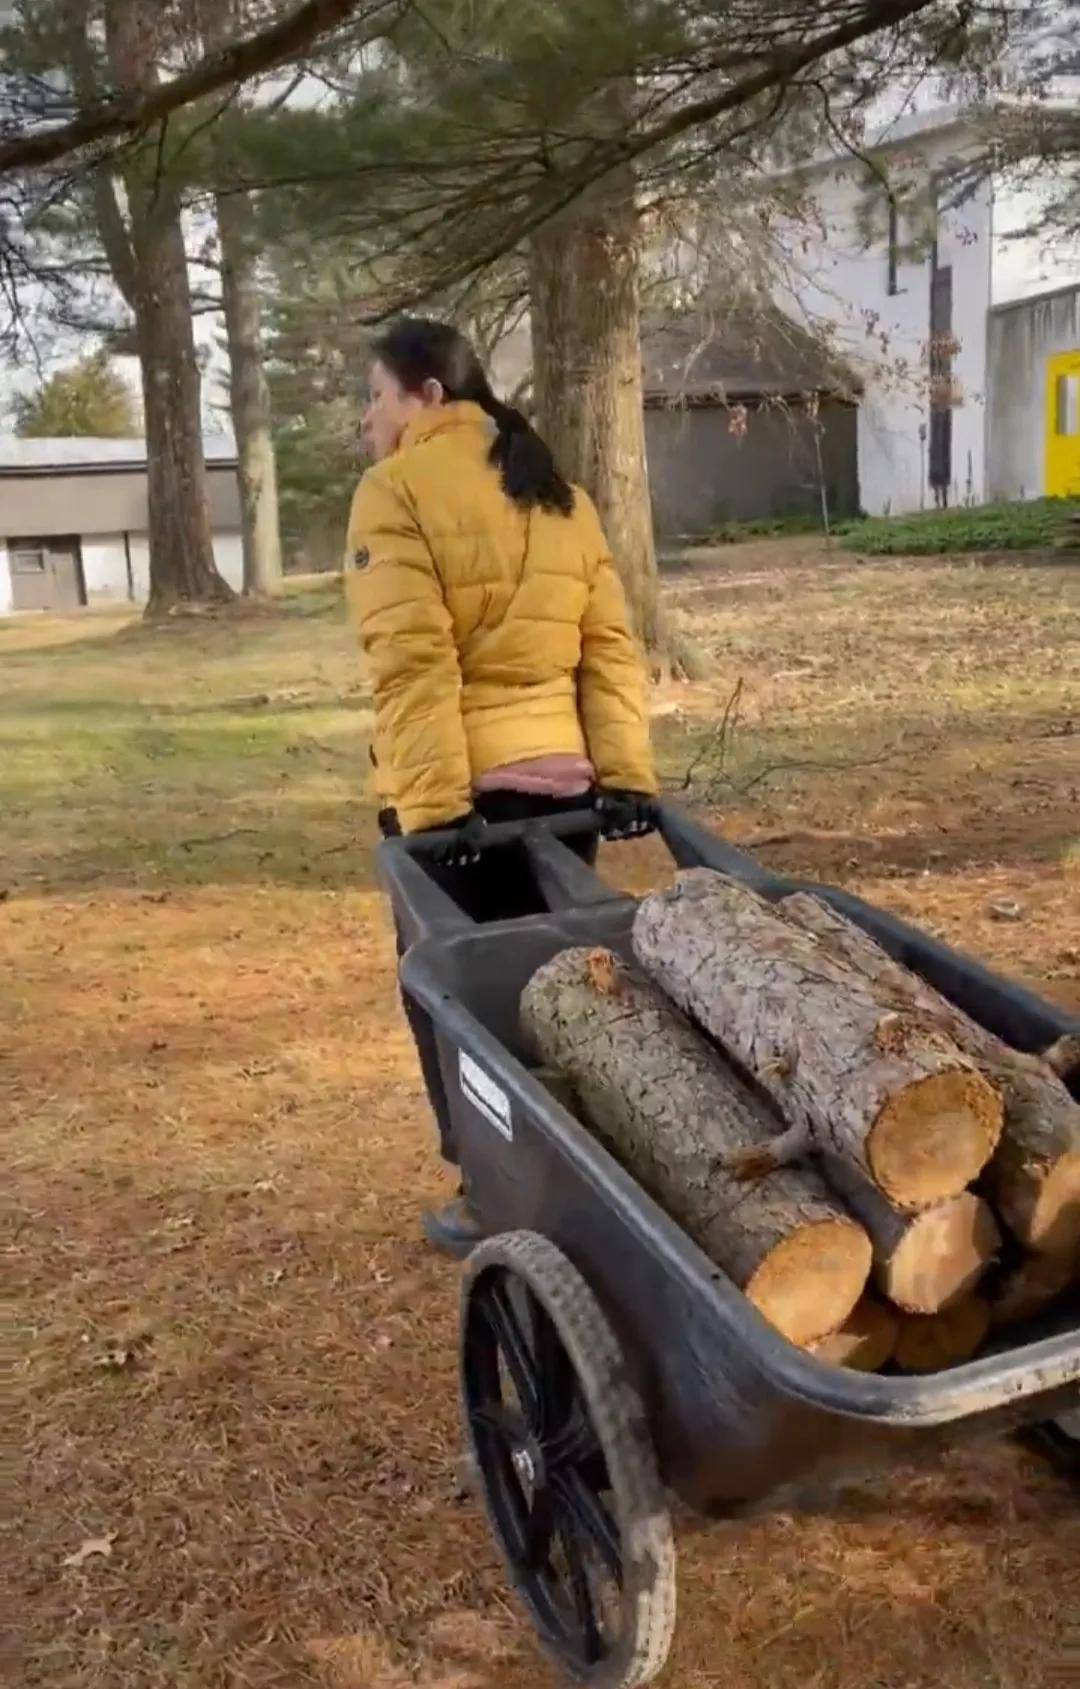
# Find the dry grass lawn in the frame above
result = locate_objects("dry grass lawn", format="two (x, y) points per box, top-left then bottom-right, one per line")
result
(3, 542), (1078, 1688)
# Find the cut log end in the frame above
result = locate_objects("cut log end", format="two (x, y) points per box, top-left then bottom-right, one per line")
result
(809, 1296), (900, 1371)
(745, 1218), (873, 1348)
(868, 1068), (1003, 1209)
(895, 1297), (990, 1372)
(999, 1149), (1080, 1258)
(880, 1192), (1001, 1314)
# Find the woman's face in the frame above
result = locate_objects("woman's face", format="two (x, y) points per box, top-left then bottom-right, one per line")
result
(362, 359), (441, 461)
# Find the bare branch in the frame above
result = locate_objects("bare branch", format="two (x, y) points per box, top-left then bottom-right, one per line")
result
(1, 0), (405, 174)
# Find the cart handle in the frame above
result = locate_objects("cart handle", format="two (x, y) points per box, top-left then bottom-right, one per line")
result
(399, 804), (603, 860)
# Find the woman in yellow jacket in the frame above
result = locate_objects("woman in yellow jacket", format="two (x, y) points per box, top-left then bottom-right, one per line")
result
(346, 317), (657, 1253)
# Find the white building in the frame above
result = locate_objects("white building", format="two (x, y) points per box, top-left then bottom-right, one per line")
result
(0, 436), (244, 613)
(779, 107), (1080, 514)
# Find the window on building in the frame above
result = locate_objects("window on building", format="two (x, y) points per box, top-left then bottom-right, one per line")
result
(9, 540), (46, 573)
(1056, 374), (1080, 437)
(886, 198), (900, 296)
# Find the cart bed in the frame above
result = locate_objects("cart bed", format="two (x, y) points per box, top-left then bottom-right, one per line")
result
(382, 804), (1080, 1513)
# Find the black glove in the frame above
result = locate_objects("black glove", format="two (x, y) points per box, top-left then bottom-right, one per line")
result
(377, 806), (402, 839)
(595, 789), (659, 842)
(426, 810), (489, 868)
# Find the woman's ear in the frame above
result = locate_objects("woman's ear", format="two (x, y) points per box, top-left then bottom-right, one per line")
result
(420, 377), (446, 407)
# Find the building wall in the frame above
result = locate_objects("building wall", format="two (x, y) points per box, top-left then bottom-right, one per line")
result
(777, 132), (992, 515)
(0, 462), (242, 535)
(81, 535), (132, 604)
(212, 532), (245, 595)
(0, 527), (244, 614)
(645, 401), (858, 538)
(986, 286), (1080, 502)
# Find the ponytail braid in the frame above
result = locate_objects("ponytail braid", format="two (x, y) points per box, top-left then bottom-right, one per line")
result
(473, 386), (574, 516)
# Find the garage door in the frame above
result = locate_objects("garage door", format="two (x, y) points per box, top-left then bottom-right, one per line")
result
(7, 536), (86, 611)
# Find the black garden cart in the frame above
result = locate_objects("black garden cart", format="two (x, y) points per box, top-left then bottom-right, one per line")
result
(379, 803), (1080, 1689)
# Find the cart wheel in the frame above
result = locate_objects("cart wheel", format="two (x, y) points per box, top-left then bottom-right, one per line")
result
(461, 1232), (676, 1689)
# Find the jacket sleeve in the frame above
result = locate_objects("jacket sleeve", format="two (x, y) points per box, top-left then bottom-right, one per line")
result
(576, 492), (658, 795)
(344, 468), (473, 832)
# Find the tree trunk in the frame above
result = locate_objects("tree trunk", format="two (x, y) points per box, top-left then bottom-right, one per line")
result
(894, 1297), (990, 1372)
(529, 125), (661, 656)
(633, 872), (1004, 1211)
(521, 946), (872, 1346)
(809, 1297), (899, 1371)
(105, 0), (233, 617)
(217, 188), (283, 597)
(779, 891), (1080, 1259)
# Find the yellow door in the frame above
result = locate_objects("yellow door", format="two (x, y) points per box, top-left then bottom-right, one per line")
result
(1046, 349), (1080, 496)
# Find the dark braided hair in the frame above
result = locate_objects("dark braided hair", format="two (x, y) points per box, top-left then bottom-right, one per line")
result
(370, 317), (574, 516)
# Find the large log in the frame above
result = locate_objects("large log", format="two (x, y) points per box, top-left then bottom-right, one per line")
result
(521, 947), (872, 1346)
(894, 1297), (990, 1372)
(780, 891), (1080, 1259)
(633, 872), (1003, 1211)
(809, 1297), (899, 1372)
(821, 1159), (1000, 1313)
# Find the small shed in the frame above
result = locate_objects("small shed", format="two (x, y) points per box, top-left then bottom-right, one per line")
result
(642, 307), (860, 538)
(0, 435), (243, 614)
(986, 283), (1080, 503)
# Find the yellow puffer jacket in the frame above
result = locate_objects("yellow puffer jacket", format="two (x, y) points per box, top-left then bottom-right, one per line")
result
(344, 401), (656, 832)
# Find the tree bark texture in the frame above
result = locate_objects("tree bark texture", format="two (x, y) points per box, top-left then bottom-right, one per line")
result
(217, 189), (283, 597)
(894, 1297), (990, 1373)
(809, 1296), (899, 1372)
(780, 891), (1080, 1259)
(521, 947), (872, 1346)
(633, 873), (1003, 1212)
(105, 0), (233, 615)
(528, 112), (661, 656)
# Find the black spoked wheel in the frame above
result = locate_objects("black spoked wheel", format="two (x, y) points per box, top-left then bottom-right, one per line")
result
(461, 1232), (676, 1689)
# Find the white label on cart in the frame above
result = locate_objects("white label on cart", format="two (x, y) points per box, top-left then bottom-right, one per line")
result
(460, 1051), (513, 1142)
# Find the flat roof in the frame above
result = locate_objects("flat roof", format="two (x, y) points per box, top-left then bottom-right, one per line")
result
(988, 281), (1079, 316)
(0, 435), (238, 476)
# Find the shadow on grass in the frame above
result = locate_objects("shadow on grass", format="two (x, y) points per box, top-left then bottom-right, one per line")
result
(0, 692), (368, 721)
(0, 580), (347, 666)
(2, 797), (385, 898)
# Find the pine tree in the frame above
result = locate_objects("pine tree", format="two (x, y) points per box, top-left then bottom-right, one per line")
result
(14, 351), (139, 437)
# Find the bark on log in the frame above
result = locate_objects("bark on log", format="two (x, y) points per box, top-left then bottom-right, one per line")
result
(780, 891), (1080, 1258)
(809, 1297), (899, 1371)
(821, 1159), (1000, 1313)
(986, 1253), (1076, 1327)
(894, 1297), (990, 1372)
(633, 872), (1003, 1211)
(521, 948), (872, 1346)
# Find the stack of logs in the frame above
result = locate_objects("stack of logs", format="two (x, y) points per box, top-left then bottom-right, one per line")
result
(522, 871), (1080, 1372)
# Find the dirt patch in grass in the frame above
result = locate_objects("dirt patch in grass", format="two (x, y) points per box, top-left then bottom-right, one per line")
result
(645, 541), (1080, 1011)
(4, 549), (1078, 1687)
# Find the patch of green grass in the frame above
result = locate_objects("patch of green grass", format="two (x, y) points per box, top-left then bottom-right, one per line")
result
(835, 497), (1078, 556)
(0, 588), (374, 895)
